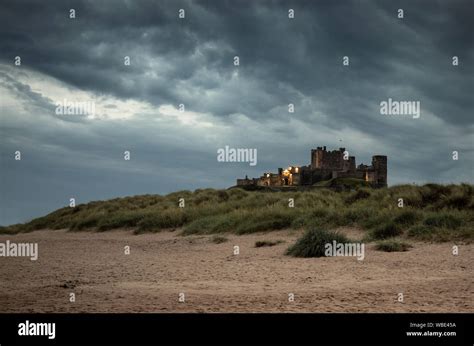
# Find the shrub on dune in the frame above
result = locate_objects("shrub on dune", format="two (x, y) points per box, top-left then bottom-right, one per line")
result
(286, 228), (351, 258)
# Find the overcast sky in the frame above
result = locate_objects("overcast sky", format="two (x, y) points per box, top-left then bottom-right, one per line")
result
(0, 0), (473, 225)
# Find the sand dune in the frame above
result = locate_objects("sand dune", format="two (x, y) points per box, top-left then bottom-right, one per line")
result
(0, 229), (471, 312)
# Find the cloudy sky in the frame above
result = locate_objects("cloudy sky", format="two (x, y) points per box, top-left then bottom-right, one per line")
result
(0, 0), (473, 225)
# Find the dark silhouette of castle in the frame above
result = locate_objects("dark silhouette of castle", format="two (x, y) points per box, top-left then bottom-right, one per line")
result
(237, 146), (387, 188)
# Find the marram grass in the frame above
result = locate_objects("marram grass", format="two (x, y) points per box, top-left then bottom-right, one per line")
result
(1, 184), (473, 243)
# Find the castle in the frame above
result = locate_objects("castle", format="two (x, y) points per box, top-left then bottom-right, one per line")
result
(236, 146), (387, 188)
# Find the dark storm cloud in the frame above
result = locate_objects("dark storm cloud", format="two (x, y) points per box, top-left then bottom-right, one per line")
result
(1, 0), (472, 123)
(0, 0), (473, 225)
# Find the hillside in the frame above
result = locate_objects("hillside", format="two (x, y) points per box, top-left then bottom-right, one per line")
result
(1, 184), (473, 243)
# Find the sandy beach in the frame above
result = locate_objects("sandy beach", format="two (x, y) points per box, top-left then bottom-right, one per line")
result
(0, 228), (472, 313)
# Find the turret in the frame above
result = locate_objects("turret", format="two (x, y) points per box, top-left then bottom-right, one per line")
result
(372, 155), (387, 187)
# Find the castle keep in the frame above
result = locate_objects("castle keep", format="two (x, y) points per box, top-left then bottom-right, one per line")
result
(237, 146), (387, 188)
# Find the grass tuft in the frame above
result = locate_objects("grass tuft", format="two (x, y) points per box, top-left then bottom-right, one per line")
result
(286, 228), (351, 258)
(375, 239), (412, 252)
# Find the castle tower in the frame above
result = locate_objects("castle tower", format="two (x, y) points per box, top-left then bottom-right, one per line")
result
(347, 156), (356, 172)
(372, 155), (387, 187)
(311, 147), (325, 169)
(311, 146), (346, 171)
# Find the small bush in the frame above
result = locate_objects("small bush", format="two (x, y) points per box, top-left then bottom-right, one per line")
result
(370, 222), (402, 240)
(286, 228), (350, 257)
(375, 240), (412, 252)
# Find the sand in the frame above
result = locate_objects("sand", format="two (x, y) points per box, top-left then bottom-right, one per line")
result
(0, 228), (472, 312)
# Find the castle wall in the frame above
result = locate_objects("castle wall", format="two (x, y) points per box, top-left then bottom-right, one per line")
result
(332, 170), (360, 179)
(311, 169), (334, 184)
(270, 175), (282, 186)
(292, 173), (301, 185)
(254, 173), (284, 186)
(237, 178), (255, 186)
(299, 166), (312, 185)
(354, 170), (366, 180)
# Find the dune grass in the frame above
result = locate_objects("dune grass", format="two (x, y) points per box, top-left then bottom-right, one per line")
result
(1, 184), (472, 243)
(286, 229), (351, 257)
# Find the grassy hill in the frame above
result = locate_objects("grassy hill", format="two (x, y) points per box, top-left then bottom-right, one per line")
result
(1, 184), (473, 243)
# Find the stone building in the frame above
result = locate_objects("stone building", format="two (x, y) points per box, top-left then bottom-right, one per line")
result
(236, 146), (387, 188)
